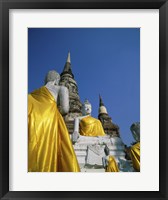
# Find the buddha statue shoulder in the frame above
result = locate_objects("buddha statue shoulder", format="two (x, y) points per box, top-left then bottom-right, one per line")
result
(72, 99), (105, 143)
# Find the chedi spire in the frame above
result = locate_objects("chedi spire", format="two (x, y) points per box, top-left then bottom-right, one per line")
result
(99, 95), (104, 106)
(66, 51), (71, 63)
(61, 51), (74, 78)
(59, 51), (82, 134)
(99, 95), (107, 114)
(98, 95), (120, 137)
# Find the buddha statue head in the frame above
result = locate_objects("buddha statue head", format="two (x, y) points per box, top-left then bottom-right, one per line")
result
(82, 99), (92, 116)
(44, 70), (60, 85)
(130, 122), (140, 142)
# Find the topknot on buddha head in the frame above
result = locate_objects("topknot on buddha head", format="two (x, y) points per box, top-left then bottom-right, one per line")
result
(44, 70), (60, 85)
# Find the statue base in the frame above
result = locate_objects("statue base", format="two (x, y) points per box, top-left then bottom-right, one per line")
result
(73, 135), (134, 172)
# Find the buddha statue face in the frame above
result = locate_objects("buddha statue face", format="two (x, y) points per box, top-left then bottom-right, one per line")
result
(130, 122), (140, 142)
(82, 100), (92, 115)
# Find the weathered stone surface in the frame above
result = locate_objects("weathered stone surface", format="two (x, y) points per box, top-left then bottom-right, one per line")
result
(59, 52), (82, 134)
(73, 135), (129, 171)
(86, 144), (106, 166)
(60, 73), (82, 114)
(98, 95), (120, 137)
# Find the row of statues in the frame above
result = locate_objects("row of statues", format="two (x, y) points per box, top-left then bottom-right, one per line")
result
(28, 70), (140, 172)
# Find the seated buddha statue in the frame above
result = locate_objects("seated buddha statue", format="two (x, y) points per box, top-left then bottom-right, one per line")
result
(28, 70), (80, 172)
(72, 99), (105, 143)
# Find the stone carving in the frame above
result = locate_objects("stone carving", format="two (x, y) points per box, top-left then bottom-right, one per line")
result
(86, 145), (106, 167)
(73, 133), (131, 171)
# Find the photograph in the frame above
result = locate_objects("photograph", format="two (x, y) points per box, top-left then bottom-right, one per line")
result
(28, 28), (140, 173)
(1, 0), (167, 198)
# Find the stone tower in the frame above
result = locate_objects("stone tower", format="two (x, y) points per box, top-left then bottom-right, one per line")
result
(59, 52), (82, 134)
(98, 95), (120, 137)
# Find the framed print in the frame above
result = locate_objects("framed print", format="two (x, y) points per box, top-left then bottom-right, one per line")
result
(0, 0), (168, 199)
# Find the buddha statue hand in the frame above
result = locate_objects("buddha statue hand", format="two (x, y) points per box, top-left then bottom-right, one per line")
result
(72, 131), (80, 144)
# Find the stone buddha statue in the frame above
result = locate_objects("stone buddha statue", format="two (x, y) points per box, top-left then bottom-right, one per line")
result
(72, 99), (105, 143)
(28, 70), (80, 172)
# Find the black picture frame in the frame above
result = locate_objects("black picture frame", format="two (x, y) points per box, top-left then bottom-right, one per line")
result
(0, 0), (167, 199)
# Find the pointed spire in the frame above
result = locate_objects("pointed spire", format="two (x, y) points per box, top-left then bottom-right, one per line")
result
(66, 51), (71, 63)
(61, 51), (74, 78)
(99, 95), (107, 114)
(99, 94), (104, 107)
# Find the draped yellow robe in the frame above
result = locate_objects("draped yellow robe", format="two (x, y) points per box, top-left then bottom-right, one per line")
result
(79, 116), (105, 137)
(105, 156), (119, 172)
(130, 142), (140, 172)
(28, 86), (80, 172)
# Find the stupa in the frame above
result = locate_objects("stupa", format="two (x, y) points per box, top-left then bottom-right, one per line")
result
(98, 95), (120, 137)
(59, 52), (82, 134)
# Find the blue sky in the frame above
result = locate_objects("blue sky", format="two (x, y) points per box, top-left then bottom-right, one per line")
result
(28, 28), (140, 146)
